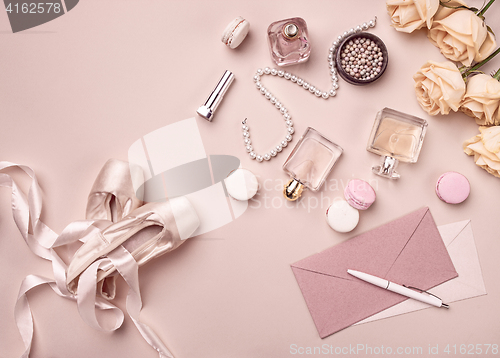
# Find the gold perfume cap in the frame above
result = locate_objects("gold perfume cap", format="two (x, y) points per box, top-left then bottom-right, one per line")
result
(283, 178), (304, 201)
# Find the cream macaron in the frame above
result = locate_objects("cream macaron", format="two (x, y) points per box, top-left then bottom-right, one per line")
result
(221, 16), (250, 49)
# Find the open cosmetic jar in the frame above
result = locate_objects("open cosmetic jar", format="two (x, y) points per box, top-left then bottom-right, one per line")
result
(335, 32), (388, 85)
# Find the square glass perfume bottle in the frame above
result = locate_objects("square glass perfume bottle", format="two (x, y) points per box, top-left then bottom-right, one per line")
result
(367, 108), (428, 179)
(283, 127), (343, 201)
(267, 17), (311, 67)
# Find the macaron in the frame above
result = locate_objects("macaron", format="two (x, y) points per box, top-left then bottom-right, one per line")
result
(326, 200), (360, 233)
(224, 168), (258, 201)
(221, 17), (250, 49)
(435, 172), (470, 204)
(344, 179), (376, 210)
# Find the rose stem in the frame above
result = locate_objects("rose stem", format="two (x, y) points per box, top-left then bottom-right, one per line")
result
(463, 47), (500, 78)
(478, 0), (496, 17)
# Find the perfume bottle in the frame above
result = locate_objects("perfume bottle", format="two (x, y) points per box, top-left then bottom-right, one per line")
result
(367, 108), (428, 179)
(283, 127), (343, 201)
(267, 17), (311, 67)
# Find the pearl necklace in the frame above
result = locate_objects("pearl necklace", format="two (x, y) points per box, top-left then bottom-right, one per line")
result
(243, 17), (377, 162)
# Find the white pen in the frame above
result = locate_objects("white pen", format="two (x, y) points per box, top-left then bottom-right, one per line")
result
(347, 269), (449, 309)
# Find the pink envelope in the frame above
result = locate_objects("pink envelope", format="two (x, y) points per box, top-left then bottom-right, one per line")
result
(291, 207), (458, 338)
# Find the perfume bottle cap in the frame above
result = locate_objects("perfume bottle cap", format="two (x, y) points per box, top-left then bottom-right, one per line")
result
(283, 23), (298, 39)
(197, 70), (235, 121)
(283, 178), (304, 201)
(373, 156), (400, 179)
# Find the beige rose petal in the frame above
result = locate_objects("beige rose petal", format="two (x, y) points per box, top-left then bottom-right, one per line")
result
(429, 9), (493, 66)
(480, 126), (500, 153)
(387, 0), (439, 33)
(460, 74), (500, 126)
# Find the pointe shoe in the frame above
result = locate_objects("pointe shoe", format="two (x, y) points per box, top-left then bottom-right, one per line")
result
(83, 159), (144, 299)
(67, 197), (200, 293)
(86, 159), (144, 222)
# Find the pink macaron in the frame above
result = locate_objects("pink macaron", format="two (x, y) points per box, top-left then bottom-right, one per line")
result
(436, 172), (470, 204)
(344, 179), (376, 210)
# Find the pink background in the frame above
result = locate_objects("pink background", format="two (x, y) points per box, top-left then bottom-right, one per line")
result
(1, 1), (499, 357)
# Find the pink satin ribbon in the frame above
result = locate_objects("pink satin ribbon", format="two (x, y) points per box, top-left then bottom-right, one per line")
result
(0, 161), (174, 358)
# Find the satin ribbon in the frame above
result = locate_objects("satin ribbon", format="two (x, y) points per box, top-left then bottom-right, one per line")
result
(1, 161), (174, 358)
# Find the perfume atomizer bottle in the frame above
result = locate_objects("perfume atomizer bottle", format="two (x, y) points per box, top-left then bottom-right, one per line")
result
(267, 17), (311, 67)
(366, 108), (428, 179)
(282, 127), (343, 201)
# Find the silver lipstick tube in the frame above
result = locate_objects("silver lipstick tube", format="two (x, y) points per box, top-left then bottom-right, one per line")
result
(197, 70), (235, 121)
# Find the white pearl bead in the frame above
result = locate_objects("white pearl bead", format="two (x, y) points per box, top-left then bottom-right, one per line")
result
(329, 89), (337, 97)
(328, 53), (333, 60)
(245, 145), (253, 152)
(288, 127), (295, 134)
(257, 68), (263, 75)
(281, 140), (288, 147)
(275, 101), (281, 108)
(270, 97), (276, 104)
(309, 86), (315, 93)
(264, 154), (271, 161)
(329, 47), (334, 53)
(265, 91), (271, 99)
(355, 26), (362, 33)
(369, 20), (375, 28)
(285, 134), (293, 142)
(243, 131), (249, 138)
(332, 75), (338, 82)
(242, 125), (249, 131)
(244, 138), (251, 145)
(280, 107), (287, 114)
(303, 83), (310, 90)
(278, 70), (284, 77)
(297, 78), (304, 86)
(253, 75), (260, 82)
(249, 152), (256, 159)
(264, 67), (271, 74)
(315, 89), (321, 97)
(284, 72), (291, 79)
(270, 149), (277, 157)
(333, 41), (338, 47)
(343, 31), (348, 37)
(283, 113), (291, 120)
(337, 35), (343, 41)
(276, 145), (283, 152)
(271, 69), (278, 76)
(255, 82), (261, 88)
(256, 155), (263, 162)
(322, 92), (329, 99)
(349, 28), (355, 34)
(329, 61), (334, 67)
(285, 120), (293, 127)
(332, 83), (339, 90)
(362, 23), (368, 30)
(291, 75), (297, 82)
(260, 87), (266, 94)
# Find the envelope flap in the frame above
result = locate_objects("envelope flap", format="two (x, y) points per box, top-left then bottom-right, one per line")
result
(291, 207), (430, 280)
(386, 209), (458, 289)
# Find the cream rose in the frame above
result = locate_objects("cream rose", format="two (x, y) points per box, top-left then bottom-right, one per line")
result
(428, 7), (497, 66)
(386, 0), (440, 33)
(463, 126), (500, 178)
(413, 60), (466, 115)
(461, 74), (500, 126)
